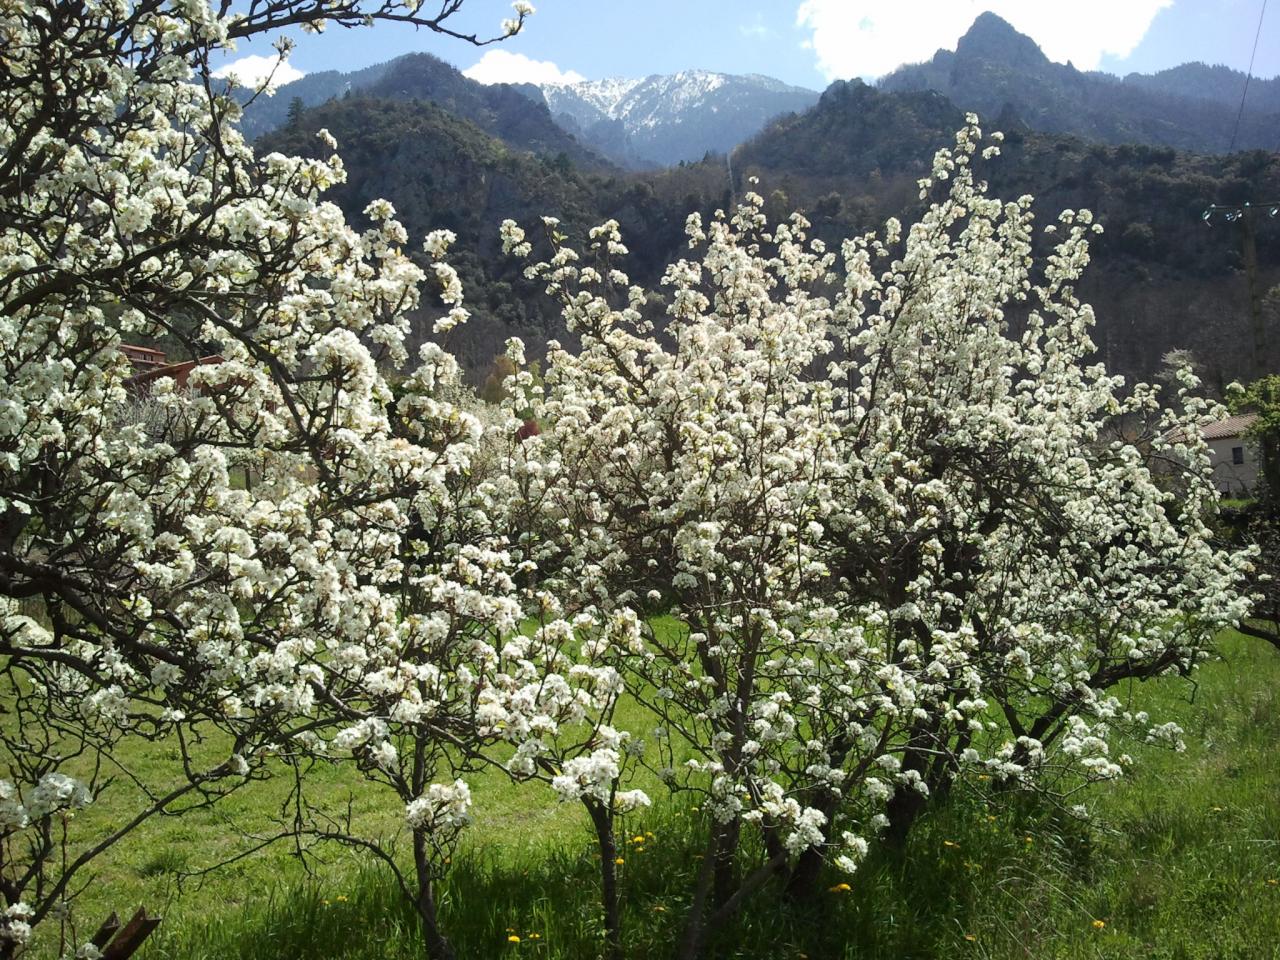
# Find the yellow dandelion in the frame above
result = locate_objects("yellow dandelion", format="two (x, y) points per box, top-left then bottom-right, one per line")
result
(632, 835), (646, 844)
(508, 934), (521, 943)
(646, 831), (655, 840)
(1267, 879), (1278, 886)
(964, 934), (977, 942)
(653, 905), (667, 913)
(943, 840), (958, 848)
(614, 857), (625, 865)
(1092, 919), (1106, 930)
(1023, 835), (1033, 844)
(828, 882), (852, 893)
(529, 933), (541, 940)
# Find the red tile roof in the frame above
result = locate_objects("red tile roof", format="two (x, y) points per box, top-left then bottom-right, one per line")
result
(1201, 413), (1257, 441)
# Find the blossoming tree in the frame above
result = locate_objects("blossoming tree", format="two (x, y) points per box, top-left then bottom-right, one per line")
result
(0, 1), (535, 957)
(816, 121), (1251, 844)
(500, 120), (1249, 959)
(501, 207), (942, 957)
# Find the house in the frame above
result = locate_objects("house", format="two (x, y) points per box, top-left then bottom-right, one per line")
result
(1202, 413), (1259, 495)
(119, 343), (167, 371)
(120, 343), (224, 394)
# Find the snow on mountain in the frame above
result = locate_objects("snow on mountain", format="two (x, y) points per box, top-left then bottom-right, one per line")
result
(540, 70), (818, 169)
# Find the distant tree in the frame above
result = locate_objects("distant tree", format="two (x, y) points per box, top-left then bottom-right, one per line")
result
(286, 95), (306, 129)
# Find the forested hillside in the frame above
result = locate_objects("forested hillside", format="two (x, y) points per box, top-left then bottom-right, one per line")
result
(244, 52), (609, 172)
(734, 78), (1280, 390)
(265, 27), (1280, 393)
(262, 96), (610, 373)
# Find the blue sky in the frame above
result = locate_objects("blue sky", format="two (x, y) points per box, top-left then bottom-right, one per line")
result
(216, 1), (1280, 91)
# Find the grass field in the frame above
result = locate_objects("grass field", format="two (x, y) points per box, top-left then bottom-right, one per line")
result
(24, 630), (1280, 960)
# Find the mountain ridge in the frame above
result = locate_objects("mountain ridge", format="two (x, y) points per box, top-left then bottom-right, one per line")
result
(879, 13), (1280, 154)
(240, 52), (611, 171)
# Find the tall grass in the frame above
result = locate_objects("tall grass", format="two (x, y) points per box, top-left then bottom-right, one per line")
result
(123, 631), (1280, 960)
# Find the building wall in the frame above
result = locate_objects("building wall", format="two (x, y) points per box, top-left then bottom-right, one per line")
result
(1207, 435), (1258, 495)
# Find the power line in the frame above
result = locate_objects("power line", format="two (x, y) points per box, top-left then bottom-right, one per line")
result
(1203, 202), (1280, 223)
(1230, 0), (1268, 153)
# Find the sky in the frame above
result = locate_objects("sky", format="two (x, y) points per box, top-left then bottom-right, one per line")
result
(214, 0), (1280, 93)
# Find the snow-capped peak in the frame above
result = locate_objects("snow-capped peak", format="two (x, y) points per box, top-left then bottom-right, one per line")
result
(538, 70), (818, 167)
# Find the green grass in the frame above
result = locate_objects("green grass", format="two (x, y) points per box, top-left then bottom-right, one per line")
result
(22, 631), (1280, 959)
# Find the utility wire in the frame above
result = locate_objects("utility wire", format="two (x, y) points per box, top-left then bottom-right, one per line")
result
(1230, 0), (1268, 153)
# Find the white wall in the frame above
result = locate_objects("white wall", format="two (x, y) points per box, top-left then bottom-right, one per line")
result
(1207, 436), (1258, 495)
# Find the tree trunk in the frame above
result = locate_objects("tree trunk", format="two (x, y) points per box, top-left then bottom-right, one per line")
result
(675, 834), (718, 960)
(712, 817), (740, 910)
(585, 797), (623, 960)
(784, 845), (824, 903)
(412, 833), (455, 960)
(884, 723), (936, 848)
(784, 794), (840, 904)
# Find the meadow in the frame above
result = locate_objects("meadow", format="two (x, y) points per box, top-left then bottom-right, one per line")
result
(34, 630), (1280, 960)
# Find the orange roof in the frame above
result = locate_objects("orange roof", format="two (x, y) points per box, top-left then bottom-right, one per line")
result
(1201, 413), (1257, 440)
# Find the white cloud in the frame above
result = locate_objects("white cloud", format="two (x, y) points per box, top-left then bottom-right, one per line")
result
(463, 50), (585, 86)
(796, 1), (1172, 80)
(213, 54), (305, 88)
(740, 14), (770, 39)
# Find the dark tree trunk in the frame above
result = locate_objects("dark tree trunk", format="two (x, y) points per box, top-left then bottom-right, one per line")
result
(585, 797), (623, 960)
(676, 834), (719, 960)
(784, 845), (824, 903)
(712, 817), (741, 909)
(412, 833), (455, 960)
(884, 724), (936, 848)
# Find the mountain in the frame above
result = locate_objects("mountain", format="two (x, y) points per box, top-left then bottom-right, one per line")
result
(235, 60), (395, 140)
(241, 53), (610, 171)
(248, 32), (1280, 393)
(732, 76), (1280, 389)
(879, 12), (1280, 154)
(737, 78), (963, 179)
(536, 71), (819, 169)
(241, 58), (818, 173)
